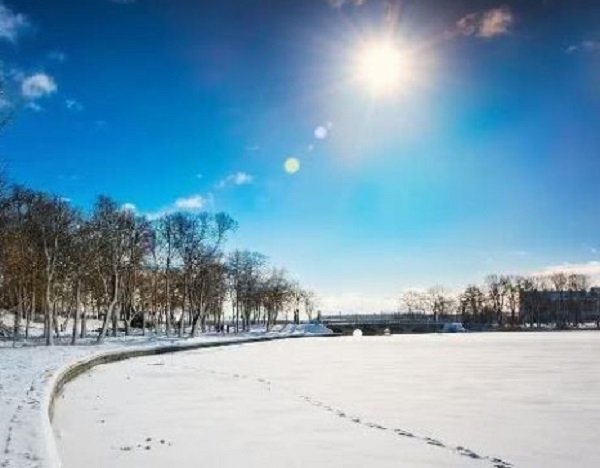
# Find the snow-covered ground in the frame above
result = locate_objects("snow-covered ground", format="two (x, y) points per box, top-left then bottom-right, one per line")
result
(52, 332), (600, 468)
(0, 327), (331, 468)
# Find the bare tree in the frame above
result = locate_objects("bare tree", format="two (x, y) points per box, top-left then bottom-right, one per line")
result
(505, 275), (522, 328)
(94, 197), (139, 343)
(459, 285), (485, 324)
(227, 250), (266, 331)
(400, 290), (427, 314)
(300, 289), (317, 322)
(27, 193), (75, 345)
(426, 286), (454, 323)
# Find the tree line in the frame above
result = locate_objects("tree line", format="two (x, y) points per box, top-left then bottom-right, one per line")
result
(400, 273), (599, 329)
(0, 178), (317, 345)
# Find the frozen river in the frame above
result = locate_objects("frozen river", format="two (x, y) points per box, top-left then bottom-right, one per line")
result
(53, 332), (600, 468)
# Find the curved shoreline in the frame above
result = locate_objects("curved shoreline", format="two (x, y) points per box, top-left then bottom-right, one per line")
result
(2, 333), (331, 468)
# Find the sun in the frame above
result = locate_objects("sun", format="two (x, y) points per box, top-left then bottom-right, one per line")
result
(356, 40), (405, 95)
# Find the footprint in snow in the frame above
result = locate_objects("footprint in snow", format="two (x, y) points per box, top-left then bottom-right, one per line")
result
(456, 446), (481, 459)
(425, 437), (445, 447)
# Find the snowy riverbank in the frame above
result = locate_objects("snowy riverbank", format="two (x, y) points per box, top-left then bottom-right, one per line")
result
(53, 332), (600, 468)
(0, 327), (332, 468)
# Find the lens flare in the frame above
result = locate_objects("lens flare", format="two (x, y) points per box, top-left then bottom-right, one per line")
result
(284, 157), (300, 174)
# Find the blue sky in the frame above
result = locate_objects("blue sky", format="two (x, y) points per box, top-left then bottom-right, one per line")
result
(1, 0), (599, 312)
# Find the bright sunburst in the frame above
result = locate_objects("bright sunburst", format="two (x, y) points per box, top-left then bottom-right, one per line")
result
(356, 40), (405, 95)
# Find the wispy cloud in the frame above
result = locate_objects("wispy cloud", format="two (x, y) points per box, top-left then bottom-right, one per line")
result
(174, 194), (205, 210)
(567, 40), (600, 54)
(65, 99), (83, 111)
(457, 6), (513, 39)
(532, 261), (600, 285)
(145, 193), (212, 221)
(120, 203), (137, 213)
(21, 73), (57, 99)
(217, 171), (254, 189)
(0, 3), (29, 43)
(25, 101), (42, 112)
(245, 145), (260, 152)
(510, 250), (528, 257)
(47, 50), (67, 63)
(326, 0), (364, 8)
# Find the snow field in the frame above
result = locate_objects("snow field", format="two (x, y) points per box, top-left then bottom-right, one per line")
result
(53, 332), (600, 468)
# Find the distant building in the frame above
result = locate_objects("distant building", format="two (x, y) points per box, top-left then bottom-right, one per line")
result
(519, 288), (600, 325)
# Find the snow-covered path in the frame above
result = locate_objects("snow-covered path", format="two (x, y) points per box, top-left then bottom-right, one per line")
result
(53, 332), (600, 468)
(0, 332), (315, 468)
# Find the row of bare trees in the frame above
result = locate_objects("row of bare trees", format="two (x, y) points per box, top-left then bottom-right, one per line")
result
(0, 180), (317, 345)
(400, 273), (598, 329)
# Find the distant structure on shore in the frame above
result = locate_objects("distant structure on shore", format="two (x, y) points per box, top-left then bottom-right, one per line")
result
(519, 287), (600, 327)
(319, 313), (456, 335)
(320, 286), (600, 334)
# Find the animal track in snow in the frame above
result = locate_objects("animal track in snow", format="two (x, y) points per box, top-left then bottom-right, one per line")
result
(199, 367), (515, 468)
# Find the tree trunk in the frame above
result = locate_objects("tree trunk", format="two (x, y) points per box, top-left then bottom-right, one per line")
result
(71, 279), (81, 345)
(164, 274), (171, 337)
(13, 289), (22, 346)
(45, 280), (54, 346)
(25, 290), (33, 340)
(191, 311), (200, 337)
(178, 280), (187, 338)
(52, 301), (60, 342)
(98, 272), (119, 343)
(80, 299), (87, 339)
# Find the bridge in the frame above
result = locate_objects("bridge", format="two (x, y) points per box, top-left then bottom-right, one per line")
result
(319, 313), (457, 335)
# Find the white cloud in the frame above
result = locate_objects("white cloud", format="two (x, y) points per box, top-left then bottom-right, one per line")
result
(0, 3), (28, 43)
(567, 40), (600, 54)
(21, 73), (57, 99)
(120, 203), (137, 213)
(217, 171), (254, 189)
(457, 7), (513, 39)
(232, 171), (253, 185)
(174, 194), (205, 210)
(145, 193), (211, 220)
(531, 261), (600, 286)
(65, 99), (83, 111)
(479, 7), (513, 37)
